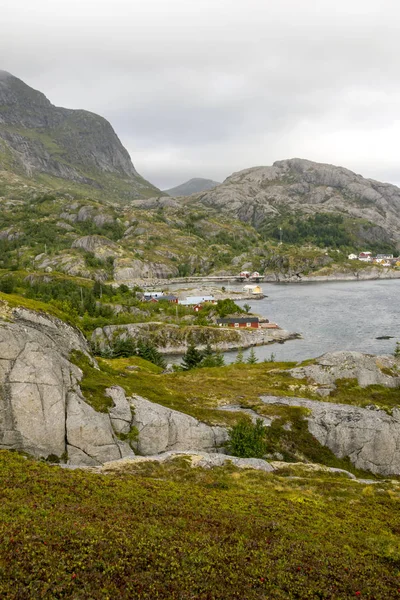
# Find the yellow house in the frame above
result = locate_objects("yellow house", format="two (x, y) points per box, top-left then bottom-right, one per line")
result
(243, 284), (262, 294)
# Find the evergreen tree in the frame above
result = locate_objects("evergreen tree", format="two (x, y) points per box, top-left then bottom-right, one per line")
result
(113, 336), (137, 357)
(214, 350), (225, 367)
(235, 347), (244, 364)
(247, 348), (258, 364)
(182, 344), (203, 370)
(137, 340), (166, 369)
(93, 280), (102, 298)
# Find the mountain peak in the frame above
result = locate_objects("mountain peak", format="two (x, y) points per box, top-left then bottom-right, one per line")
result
(0, 72), (159, 199)
(164, 177), (220, 197)
(0, 69), (12, 80)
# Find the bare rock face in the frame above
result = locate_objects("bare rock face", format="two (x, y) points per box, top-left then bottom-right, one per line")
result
(100, 451), (274, 473)
(260, 395), (400, 475)
(130, 395), (228, 455)
(66, 391), (131, 466)
(91, 321), (298, 355)
(113, 258), (179, 281)
(106, 386), (133, 435)
(0, 303), (133, 465)
(291, 351), (400, 388)
(71, 235), (120, 259)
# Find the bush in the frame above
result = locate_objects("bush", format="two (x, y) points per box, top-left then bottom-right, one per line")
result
(227, 418), (267, 458)
(0, 275), (16, 294)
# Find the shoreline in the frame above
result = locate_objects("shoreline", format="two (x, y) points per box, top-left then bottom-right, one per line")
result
(120, 268), (400, 288)
(92, 322), (301, 356)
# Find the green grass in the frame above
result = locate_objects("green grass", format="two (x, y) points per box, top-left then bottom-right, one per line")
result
(1, 450), (400, 599)
(71, 352), (307, 424)
(328, 378), (400, 412)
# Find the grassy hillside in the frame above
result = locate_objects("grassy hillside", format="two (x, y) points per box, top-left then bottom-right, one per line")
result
(1, 450), (400, 599)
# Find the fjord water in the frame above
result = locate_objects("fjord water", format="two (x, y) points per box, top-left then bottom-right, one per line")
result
(231, 279), (400, 363)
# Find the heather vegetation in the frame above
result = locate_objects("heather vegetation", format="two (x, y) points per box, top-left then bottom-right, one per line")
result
(1, 450), (400, 600)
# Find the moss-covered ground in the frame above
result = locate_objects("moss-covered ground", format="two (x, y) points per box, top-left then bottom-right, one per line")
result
(1, 450), (400, 599)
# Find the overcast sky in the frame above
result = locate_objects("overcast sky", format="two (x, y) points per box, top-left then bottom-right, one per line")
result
(2, 0), (400, 189)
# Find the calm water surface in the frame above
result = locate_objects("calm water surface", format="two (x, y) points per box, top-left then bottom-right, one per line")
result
(233, 279), (400, 363)
(169, 280), (400, 363)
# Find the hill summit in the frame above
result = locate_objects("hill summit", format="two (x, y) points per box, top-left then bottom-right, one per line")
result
(0, 71), (159, 199)
(191, 158), (400, 249)
(164, 177), (220, 197)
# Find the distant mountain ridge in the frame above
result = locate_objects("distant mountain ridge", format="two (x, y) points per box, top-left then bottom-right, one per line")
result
(0, 70), (159, 199)
(164, 177), (220, 197)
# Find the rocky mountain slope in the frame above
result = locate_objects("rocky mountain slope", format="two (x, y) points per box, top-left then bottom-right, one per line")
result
(164, 177), (220, 197)
(0, 70), (159, 199)
(190, 158), (400, 250)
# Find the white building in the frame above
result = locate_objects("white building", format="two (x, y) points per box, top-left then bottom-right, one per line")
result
(179, 295), (214, 306)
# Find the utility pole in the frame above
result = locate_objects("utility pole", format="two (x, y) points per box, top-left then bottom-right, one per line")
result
(279, 227), (283, 245)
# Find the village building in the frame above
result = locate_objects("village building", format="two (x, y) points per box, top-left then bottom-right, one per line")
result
(242, 284), (262, 294)
(217, 316), (260, 329)
(358, 252), (373, 262)
(159, 294), (179, 303)
(143, 291), (164, 301)
(180, 295), (214, 306)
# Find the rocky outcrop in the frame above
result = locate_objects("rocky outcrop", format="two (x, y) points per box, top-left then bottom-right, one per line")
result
(264, 267), (400, 283)
(0, 303), (231, 465)
(66, 391), (132, 466)
(72, 235), (120, 259)
(291, 351), (400, 389)
(91, 322), (299, 355)
(99, 451), (274, 473)
(260, 395), (400, 475)
(0, 303), (134, 465)
(130, 395), (228, 455)
(113, 258), (179, 282)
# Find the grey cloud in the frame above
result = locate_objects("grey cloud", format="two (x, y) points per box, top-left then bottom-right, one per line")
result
(1, 0), (400, 188)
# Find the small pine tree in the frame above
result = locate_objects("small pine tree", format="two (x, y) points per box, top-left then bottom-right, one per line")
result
(113, 336), (137, 358)
(182, 344), (203, 370)
(247, 348), (258, 364)
(214, 350), (225, 367)
(235, 347), (244, 364)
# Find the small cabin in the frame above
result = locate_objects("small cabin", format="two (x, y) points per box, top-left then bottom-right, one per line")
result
(144, 291), (164, 301)
(242, 284), (262, 294)
(216, 317), (259, 329)
(160, 294), (179, 303)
